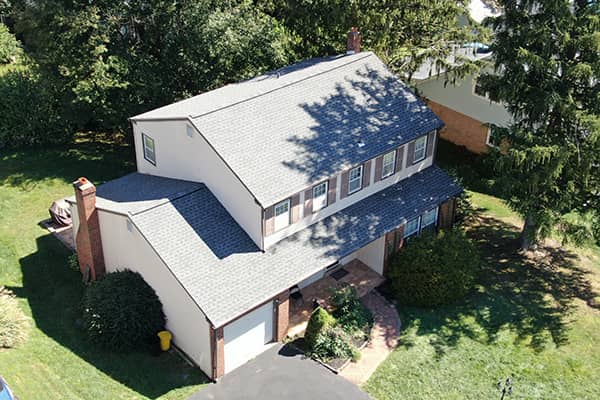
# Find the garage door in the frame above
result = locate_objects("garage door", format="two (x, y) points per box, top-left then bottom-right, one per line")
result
(223, 301), (274, 373)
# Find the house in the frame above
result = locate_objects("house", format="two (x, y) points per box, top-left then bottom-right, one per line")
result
(67, 29), (462, 381)
(411, 46), (511, 154)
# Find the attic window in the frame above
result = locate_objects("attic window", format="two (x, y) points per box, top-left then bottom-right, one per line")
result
(142, 133), (156, 165)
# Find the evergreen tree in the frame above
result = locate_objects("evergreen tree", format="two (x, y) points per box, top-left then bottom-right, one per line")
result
(479, 0), (600, 248)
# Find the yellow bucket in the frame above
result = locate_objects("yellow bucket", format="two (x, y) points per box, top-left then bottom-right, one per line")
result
(157, 330), (172, 351)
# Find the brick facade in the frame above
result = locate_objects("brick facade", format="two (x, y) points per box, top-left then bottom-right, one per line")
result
(73, 177), (105, 281)
(210, 325), (225, 380)
(427, 100), (490, 154)
(275, 290), (290, 341)
(438, 197), (457, 230)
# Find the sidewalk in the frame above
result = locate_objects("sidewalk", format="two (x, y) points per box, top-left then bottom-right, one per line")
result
(340, 290), (401, 385)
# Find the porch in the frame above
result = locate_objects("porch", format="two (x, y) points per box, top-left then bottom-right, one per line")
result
(287, 259), (385, 338)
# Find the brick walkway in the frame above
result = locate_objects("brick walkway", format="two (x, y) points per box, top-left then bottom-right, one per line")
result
(340, 290), (401, 385)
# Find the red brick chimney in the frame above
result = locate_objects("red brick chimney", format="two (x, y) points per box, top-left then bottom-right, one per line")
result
(73, 177), (105, 282)
(346, 27), (361, 54)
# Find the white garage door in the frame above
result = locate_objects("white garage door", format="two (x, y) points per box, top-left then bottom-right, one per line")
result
(223, 301), (274, 373)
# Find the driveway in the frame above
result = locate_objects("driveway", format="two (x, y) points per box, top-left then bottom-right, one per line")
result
(188, 344), (372, 400)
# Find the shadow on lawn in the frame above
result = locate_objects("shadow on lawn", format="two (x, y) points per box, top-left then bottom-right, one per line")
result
(395, 213), (598, 359)
(0, 133), (135, 190)
(9, 234), (208, 398)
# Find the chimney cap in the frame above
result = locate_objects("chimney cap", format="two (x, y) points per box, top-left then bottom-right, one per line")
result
(73, 176), (95, 192)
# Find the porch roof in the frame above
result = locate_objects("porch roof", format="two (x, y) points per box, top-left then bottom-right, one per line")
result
(131, 165), (462, 327)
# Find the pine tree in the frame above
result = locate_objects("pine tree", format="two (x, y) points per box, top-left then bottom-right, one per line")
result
(479, 0), (600, 248)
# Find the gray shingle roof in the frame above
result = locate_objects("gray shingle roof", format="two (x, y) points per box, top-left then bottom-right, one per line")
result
(65, 173), (203, 215)
(133, 52), (443, 206)
(131, 166), (462, 327)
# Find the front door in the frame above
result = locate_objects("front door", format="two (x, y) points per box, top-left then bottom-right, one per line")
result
(383, 225), (404, 275)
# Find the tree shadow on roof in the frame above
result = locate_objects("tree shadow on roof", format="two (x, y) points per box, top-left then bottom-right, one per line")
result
(283, 66), (438, 183)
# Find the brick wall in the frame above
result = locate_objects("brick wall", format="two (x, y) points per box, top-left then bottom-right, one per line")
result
(427, 100), (490, 154)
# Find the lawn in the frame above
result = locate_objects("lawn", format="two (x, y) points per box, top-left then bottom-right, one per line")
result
(364, 141), (600, 399)
(0, 136), (209, 399)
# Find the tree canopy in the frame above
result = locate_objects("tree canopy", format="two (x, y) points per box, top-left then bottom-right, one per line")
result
(479, 0), (600, 248)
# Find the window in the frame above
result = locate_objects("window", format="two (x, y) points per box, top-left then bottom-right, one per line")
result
(142, 133), (156, 165)
(421, 207), (438, 228)
(474, 79), (499, 102)
(348, 165), (363, 194)
(186, 124), (195, 138)
(381, 151), (396, 179)
(274, 199), (291, 231)
(404, 217), (421, 238)
(413, 136), (427, 163)
(312, 181), (328, 212)
(486, 127), (500, 148)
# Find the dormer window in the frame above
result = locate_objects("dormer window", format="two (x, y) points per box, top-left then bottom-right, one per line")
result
(312, 181), (328, 212)
(274, 199), (291, 231)
(348, 165), (363, 194)
(142, 133), (156, 165)
(381, 150), (396, 179)
(413, 135), (427, 164)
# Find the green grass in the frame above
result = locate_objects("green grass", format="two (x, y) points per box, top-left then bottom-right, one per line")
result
(365, 146), (600, 399)
(0, 136), (208, 399)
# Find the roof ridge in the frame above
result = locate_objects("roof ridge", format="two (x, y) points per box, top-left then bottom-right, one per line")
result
(189, 52), (375, 120)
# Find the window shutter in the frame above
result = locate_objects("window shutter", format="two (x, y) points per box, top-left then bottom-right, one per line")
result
(340, 171), (349, 199)
(264, 206), (274, 236)
(304, 188), (313, 217)
(426, 130), (436, 158)
(406, 141), (415, 167)
(395, 146), (404, 173)
(374, 156), (383, 182)
(291, 193), (301, 223)
(362, 160), (371, 188)
(328, 176), (337, 205)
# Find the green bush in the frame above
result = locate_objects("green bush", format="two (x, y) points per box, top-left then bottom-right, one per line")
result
(388, 229), (480, 307)
(309, 326), (360, 363)
(81, 270), (165, 351)
(330, 286), (373, 335)
(0, 70), (73, 149)
(0, 25), (20, 64)
(304, 306), (336, 349)
(0, 287), (30, 348)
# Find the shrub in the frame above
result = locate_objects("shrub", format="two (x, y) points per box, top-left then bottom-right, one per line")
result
(0, 287), (30, 348)
(309, 326), (360, 363)
(388, 229), (480, 307)
(330, 286), (373, 335)
(81, 270), (165, 351)
(0, 70), (73, 149)
(0, 25), (20, 64)
(304, 306), (336, 349)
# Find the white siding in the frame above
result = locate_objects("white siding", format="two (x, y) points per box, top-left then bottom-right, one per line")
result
(132, 120), (263, 249)
(415, 70), (511, 127)
(340, 235), (385, 275)
(97, 210), (212, 376)
(264, 143), (434, 248)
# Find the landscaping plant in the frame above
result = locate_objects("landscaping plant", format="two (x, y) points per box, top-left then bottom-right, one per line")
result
(330, 285), (373, 335)
(310, 326), (360, 363)
(0, 287), (30, 348)
(81, 270), (166, 351)
(0, 25), (20, 64)
(388, 229), (480, 307)
(303, 306), (336, 350)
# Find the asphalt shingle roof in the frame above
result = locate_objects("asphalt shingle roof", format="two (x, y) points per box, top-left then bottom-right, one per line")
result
(65, 173), (203, 215)
(130, 166), (462, 327)
(133, 52), (443, 206)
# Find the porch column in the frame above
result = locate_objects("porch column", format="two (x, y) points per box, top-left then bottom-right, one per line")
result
(275, 290), (290, 341)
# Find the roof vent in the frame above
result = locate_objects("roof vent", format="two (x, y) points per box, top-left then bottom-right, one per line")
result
(357, 140), (365, 148)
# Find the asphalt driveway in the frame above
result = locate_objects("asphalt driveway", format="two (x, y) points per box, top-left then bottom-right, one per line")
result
(188, 344), (372, 400)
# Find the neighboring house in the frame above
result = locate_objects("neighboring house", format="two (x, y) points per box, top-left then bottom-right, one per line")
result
(67, 30), (462, 381)
(412, 47), (512, 154)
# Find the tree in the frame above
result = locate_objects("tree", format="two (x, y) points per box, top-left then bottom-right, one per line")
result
(479, 1), (600, 248)
(259, 0), (485, 81)
(0, 23), (20, 63)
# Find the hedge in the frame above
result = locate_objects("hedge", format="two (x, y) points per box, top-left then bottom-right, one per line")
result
(388, 229), (480, 307)
(304, 306), (336, 349)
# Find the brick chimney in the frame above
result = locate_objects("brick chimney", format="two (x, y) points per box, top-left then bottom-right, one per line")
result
(73, 177), (105, 282)
(346, 27), (361, 54)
